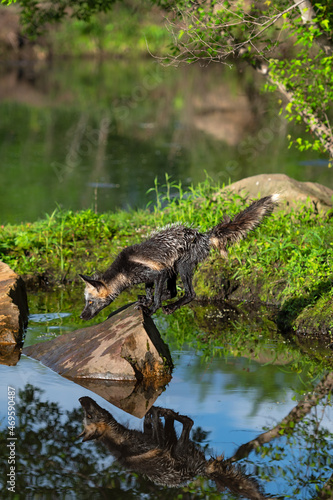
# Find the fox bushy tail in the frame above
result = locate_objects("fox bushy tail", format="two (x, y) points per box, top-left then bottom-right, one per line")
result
(209, 194), (279, 257)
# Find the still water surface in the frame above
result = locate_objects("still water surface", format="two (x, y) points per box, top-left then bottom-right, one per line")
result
(0, 294), (332, 499)
(1, 57), (332, 498)
(0, 58), (331, 224)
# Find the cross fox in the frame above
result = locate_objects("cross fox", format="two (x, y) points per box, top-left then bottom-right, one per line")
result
(78, 396), (273, 499)
(80, 194), (279, 319)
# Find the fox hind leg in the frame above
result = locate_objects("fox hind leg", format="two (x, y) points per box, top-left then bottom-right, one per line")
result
(162, 263), (196, 314)
(166, 272), (177, 300)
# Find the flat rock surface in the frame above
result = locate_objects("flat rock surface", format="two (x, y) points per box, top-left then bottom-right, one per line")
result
(222, 173), (333, 211)
(0, 261), (29, 344)
(23, 303), (173, 382)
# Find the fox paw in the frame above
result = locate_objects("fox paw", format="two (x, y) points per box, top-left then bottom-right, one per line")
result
(136, 303), (154, 316)
(136, 295), (153, 307)
(162, 305), (175, 315)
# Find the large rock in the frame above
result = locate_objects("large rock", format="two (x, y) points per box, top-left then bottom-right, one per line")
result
(23, 303), (173, 417)
(23, 303), (172, 382)
(222, 174), (333, 211)
(0, 261), (29, 344)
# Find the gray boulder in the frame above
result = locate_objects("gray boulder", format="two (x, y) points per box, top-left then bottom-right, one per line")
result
(222, 173), (333, 211)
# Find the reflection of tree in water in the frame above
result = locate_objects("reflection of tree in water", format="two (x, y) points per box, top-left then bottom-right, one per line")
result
(231, 372), (333, 500)
(0, 379), (332, 499)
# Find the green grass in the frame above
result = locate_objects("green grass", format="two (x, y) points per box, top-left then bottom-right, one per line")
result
(0, 174), (247, 282)
(0, 206), (153, 283)
(2, 174), (333, 339)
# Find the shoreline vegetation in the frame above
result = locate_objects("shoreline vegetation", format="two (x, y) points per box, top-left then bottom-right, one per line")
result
(2, 177), (333, 351)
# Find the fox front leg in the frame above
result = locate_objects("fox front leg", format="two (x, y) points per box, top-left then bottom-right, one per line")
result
(140, 272), (168, 316)
(136, 282), (154, 308)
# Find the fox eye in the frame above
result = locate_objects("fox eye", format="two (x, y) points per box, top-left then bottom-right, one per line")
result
(88, 301), (93, 305)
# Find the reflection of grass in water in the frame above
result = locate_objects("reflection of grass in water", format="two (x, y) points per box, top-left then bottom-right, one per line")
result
(1, 57), (329, 226)
(26, 283), (137, 336)
(155, 304), (326, 406)
(51, 3), (170, 57)
(25, 282), (322, 408)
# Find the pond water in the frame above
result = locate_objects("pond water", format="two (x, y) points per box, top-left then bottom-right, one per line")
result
(0, 58), (331, 224)
(1, 56), (332, 499)
(0, 291), (332, 499)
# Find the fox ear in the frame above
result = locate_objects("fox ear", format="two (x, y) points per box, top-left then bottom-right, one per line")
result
(79, 274), (106, 291)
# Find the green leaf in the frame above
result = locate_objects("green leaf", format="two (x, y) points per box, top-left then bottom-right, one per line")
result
(320, 19), (330, 31)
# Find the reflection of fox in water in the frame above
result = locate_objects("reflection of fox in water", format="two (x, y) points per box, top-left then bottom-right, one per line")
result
(79, 195), (279, 319)
(79, 397), (274, 500)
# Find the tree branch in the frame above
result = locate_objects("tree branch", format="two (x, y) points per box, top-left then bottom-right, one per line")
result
(268, 71), (333, 158)
(293, 0), (316, 23)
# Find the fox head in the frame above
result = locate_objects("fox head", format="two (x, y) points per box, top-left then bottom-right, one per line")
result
(78, 396), (111, 441)
(79, 274), (113, 321)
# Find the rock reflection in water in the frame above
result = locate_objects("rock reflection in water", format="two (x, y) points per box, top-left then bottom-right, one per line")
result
(0, 344), (21, 366)
(79, 396), (274, 500)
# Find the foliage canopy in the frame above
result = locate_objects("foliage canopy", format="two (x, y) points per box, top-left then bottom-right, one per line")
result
(155, 0), (333, 159)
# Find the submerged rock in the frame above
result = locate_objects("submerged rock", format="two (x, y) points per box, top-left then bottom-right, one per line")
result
(0, 261), (29, 344)
(73, 377), (166, 419)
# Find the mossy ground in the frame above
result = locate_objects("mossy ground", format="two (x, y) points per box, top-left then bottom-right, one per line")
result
(2, 176), (333, 348)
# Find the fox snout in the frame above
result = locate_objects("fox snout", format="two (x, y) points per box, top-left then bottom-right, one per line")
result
(78, 397), (111, 441)
(79, 273), (114, 320)
(80, 306), (96, 321)
(80, 296), (113, 321)
(80, 299), (100, 320)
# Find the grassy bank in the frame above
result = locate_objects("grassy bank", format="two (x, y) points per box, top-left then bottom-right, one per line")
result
(1, 177), (333, 343)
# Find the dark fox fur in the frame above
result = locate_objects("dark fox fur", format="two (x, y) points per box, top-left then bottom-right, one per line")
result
(78, 396), (274, 499)
(80, 194), (279, 319)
